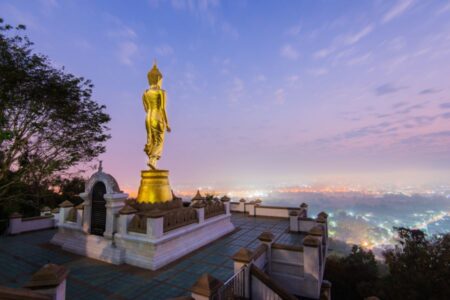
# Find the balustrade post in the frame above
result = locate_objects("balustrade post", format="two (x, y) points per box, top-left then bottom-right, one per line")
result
(300, 203), (308, 217)
(58, 200), (73, 225)
(191, 273), (223, 300)
(246, 201), (255, 216)
(25, 263), (69, 300)
(79, 192), (91, 233)
(220, 196), (231, 215)
(303, 235), (321, 299)
(289, 210), (299, 232)
(258, 231), (274, 273)
(146, 211), (164, 239)
(75, 204), (84, 229)
(239, 198), (246, 212)
(118, 205), (137, 235)
(103, 193), (127, 239)
(193, 203), (205, 223)
(232, 248), (254, 298)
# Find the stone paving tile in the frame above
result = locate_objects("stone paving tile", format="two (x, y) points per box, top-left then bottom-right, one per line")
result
(210, 266), (234, 282)
(276, 231), (307, 246)
(0, 213), (297, 299)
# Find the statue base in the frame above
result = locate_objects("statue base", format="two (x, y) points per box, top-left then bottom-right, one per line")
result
(137, 170), (173, 203)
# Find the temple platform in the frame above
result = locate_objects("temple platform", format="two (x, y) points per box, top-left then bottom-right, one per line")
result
(0, 213), (293, 299)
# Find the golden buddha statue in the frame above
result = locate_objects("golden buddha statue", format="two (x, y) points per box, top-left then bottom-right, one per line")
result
(137, 62), (173, 203)
(143, 63), (171, 169)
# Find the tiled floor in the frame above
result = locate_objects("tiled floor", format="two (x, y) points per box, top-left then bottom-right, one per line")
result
(0, 213), (302, 299)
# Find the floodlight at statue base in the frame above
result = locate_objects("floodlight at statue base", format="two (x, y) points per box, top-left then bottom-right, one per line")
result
(136, 170), (173, 203)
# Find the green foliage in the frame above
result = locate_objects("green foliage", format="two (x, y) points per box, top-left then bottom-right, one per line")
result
(325, 245), (379, 300)
(382, 228), (450, 300)
(0, 18), (110, 216)
(326, 229), (450, 300)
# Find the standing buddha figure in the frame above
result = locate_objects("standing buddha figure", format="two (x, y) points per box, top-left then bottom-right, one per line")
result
(143, 63), (171, 169)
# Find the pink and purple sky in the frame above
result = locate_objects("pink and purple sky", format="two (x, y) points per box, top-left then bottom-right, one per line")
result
(2, 0), (450, 195)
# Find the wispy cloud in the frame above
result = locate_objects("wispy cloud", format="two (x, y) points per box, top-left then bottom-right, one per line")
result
(343, 24), (374, 45)
(229, 77), (244, 102)
(436, 2), (450, 15)
(382, 0), (414, 24)
(287, 75), (300, 83)
(118, 41), (138, 65)
(347, 52), (372, 66)
(274, 89), (285, 104)
(308, 68), (328, 77)
(374, 83), (406, 96)
(440, 102), (450, 109)
(170, 0), (237, 38)
(285, 24), (301, 36)
(155, 44), (174, 56)
(107, 26), (137, 39)
(419, 88), (440, 95)
(280, 44), (299, 60)
(221, 21), (239, 39)
(314, 47), (334, 59)
(255, 74), (267, 82)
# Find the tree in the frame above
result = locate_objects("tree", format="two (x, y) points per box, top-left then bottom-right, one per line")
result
(325, 245), (379, 300)
(382, 228), (450, 300)
(0, 19), (110, 212)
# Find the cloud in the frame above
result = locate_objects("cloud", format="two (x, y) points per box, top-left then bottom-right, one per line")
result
(392, 102), (407, 109)
(287, 75), (300, 83)
(255, 74), (267, 82)
(118, 41), (138, 65)
(285, 24), (301, 36)
(440, 102), (450, 109)
(229, 77), (244, 102)
(382, 0), (414, 24)
(308, 68), (328, 77)
(155, 44), (174, 56)
(274, 89), (285, 104)
(170, 0), (219, 25)
(347, 52), (372, 66)
(343, 24), (374, 45)
(436, 2), (450, 15)
(374, 83), (406, 96)
(107, 26), (137, 39)
(280, 44), (299, 60)
(314, 47), (334, 59)
(221, 22), (239, 39)
(400, 131), (450, 146)
(419, 88), (440, 95)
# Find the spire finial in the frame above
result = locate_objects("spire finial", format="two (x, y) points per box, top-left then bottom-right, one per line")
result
(98, 160), (103, 172)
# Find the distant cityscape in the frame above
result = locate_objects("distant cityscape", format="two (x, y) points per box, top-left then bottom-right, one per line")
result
(175, 184), (450, 255)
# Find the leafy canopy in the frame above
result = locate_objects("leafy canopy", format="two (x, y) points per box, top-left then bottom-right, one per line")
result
(0, 18), (110, 209)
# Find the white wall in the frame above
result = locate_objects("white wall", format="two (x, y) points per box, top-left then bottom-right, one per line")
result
(9, 216), (55, 235)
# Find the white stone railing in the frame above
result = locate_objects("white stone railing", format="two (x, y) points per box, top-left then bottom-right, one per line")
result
(120, 198), (232, 239)
(8, 214), (56, 235)
(230, 198), (308, 219)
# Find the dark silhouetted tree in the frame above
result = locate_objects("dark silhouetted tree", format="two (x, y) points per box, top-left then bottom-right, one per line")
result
(0, 18), (110, 214)
(382, 228), (450, 300)
(325, 245), (379, 300)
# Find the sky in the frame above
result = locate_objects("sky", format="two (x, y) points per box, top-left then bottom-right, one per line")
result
(2, 0), (450, 195)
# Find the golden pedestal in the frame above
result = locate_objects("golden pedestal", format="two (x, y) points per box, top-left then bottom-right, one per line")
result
(136, 170), (173, 203)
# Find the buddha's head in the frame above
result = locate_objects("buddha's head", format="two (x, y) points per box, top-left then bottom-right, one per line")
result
(147, 63), (163, 87)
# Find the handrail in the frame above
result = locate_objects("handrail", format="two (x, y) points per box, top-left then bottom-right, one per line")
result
(213, 265), (247, 299)
(250, 265), (297, 300)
